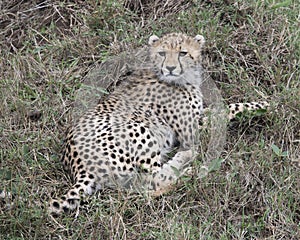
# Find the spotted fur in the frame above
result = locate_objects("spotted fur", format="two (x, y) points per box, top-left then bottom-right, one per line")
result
(0, 33), (269, 215)
(228, 101), (269, 120)
(49, 33), (207, 215)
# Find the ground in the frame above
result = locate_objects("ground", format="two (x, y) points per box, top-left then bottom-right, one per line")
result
(0, 0), (299, 239)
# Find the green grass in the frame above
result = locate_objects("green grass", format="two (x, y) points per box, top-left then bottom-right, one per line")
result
(0, 0), (299, 239)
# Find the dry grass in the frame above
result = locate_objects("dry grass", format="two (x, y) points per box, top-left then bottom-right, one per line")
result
(0, 0), (299, 239)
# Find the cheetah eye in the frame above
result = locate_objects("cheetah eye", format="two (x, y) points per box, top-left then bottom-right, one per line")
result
(179, 51), (188, 57)
(158, 51), (166, 57)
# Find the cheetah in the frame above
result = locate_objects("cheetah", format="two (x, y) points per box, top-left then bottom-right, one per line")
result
(46, 33), (269, 215)
(0, 33), (270, 215)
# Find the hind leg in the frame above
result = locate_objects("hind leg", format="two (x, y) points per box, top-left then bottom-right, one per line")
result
(147, 149), (194, 196)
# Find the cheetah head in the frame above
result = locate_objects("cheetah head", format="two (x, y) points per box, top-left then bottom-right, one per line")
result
(148, 33), (205, 85)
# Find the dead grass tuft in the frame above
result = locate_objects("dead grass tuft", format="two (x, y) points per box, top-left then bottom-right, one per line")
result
(1, 1), (89, 52)
(124, 0), (193, 18)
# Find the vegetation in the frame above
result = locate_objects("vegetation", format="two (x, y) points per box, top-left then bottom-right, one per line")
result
(0, 0), (299, 239)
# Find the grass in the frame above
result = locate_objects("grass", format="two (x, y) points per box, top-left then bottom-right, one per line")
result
(0, 0), (299, 239)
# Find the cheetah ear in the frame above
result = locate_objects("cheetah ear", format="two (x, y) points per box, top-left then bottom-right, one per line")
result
(149, 35), (160, 45)
(194, 35), (205, 48)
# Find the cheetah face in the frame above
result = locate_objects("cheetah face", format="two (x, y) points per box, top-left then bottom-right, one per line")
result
(148, 33), (205, 84)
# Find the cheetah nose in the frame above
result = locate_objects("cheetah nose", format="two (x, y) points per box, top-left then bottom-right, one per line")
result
(166, 66), (176, 73)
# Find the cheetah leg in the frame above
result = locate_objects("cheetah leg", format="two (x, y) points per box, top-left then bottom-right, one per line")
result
(148, 149), (194, 196)
(48, 177), (98, 215)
